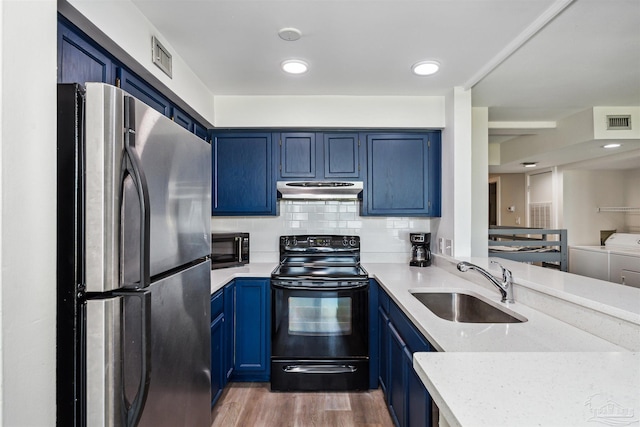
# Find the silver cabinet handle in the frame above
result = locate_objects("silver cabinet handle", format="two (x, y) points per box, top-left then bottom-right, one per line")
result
(283, 365), (357, 374)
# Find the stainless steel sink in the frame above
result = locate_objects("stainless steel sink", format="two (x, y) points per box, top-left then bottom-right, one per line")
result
(411, 291), (527, 323)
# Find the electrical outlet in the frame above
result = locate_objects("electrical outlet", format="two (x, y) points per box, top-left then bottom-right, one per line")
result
(438, 237), (444, 254)
(445, 239), (453, 256)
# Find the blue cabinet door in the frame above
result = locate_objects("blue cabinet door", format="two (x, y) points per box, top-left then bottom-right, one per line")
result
(212, 132), (277, 215)
(278, 132), (361, 180)
(117, 68), (171, 117)
(171, 106), (193, 131)
(280, 132), (317, 178)
(363, 132), (441, 217)
(232, 278), (270, 381)
(194, 123), (209, 142)
(210, 290), (225, 407)
(324, 133), (360, 178)
(388, 322), (407, 427)
(378, 306), (390, 397)
(223, 282), (235, 383)
(408, 361), (431, 427)
(57, 18), (114, 85)
(210, 313), (224, 406)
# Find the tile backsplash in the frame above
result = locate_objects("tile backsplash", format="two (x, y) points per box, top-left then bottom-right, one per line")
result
(211, 200), (433, 263)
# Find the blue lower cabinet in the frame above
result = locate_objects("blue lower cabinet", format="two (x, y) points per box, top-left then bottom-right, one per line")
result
(210, 290), (225, 407)
(388, 323), (408, 426)
(223, 282), (235, 383)
(210, 313), (224, 406)
(377, 282), (434, 427)
(231, 278), (271, 381)
(408, 360), (431, 427)
(378, 306), (391, 396)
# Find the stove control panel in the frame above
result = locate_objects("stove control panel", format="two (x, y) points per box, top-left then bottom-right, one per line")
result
(280, 235), (360, 252)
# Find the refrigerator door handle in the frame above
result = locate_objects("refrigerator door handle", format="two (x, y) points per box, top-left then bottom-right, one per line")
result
(122, 95), (151, 289)
(115, 289), (152, 427)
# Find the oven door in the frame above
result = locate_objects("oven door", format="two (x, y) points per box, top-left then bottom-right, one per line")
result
(270, 280), (369, 391)
(271, 281), (368, 359)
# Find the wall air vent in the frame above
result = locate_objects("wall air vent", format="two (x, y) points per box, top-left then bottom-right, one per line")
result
(606, 115), (631, 130)
(152, 36), (172, 78)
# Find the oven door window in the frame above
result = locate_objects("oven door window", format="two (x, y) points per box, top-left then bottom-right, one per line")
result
(288, 296), (352, 336)
(271, 285), (368, 359)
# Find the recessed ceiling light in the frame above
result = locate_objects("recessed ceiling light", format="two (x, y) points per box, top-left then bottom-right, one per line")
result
(281, 59), (308, 74)
(521, 162), (537, 168)
(411, 60), (440, 76)
(602, 143), (622, 149)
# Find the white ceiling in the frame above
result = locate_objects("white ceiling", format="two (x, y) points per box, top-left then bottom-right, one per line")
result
(131, 0), (640, 172)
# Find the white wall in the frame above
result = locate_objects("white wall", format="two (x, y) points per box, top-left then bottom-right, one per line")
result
(624, 169), (640, 233)
(471, 107), (488, 256)
(214, 96), (445, 128)
(562, 169), (627, 245)
(438, 87), (473, 258)
(213, 200), (433, 264)
(0, 0), (57, 424)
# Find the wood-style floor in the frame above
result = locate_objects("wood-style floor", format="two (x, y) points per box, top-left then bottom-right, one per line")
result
(211, 382), (395, 427)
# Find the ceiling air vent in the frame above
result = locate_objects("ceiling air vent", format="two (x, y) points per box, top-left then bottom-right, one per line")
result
(152, 36), (172, 78)
(606, 115), (631, 130)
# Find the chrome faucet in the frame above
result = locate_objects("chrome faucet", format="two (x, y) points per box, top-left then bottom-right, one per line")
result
(457, 260), (514, 303)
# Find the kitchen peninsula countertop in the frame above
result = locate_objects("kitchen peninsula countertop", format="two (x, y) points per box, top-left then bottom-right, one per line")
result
(210, 259), (640, 426)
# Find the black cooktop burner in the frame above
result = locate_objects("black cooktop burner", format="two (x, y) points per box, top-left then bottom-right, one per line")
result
(271, 235), (367, 283)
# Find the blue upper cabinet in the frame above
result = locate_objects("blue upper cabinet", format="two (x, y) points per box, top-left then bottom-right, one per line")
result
(278, 131), (361, 180)
(324, 133), (360, 178)
(362, 132), (441, 217)
(171, 106), (193, 131)
(279, 132), (317, 178)
(57, 18), (115, 85)
(117, 68), (171, 117)
(212, 132), (277, 216)
(194, 123), (209, 142)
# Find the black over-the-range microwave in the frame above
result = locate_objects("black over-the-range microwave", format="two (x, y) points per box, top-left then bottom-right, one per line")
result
(211, 232), (249, 269)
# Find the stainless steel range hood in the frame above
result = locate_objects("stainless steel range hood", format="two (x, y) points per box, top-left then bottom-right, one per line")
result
(277, 181), (363, 200)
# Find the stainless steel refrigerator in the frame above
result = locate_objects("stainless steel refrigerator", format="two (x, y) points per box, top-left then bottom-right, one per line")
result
(57, 83), (212, 427)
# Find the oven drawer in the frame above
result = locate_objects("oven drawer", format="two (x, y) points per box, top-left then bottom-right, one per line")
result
(271, 359), (369, 391)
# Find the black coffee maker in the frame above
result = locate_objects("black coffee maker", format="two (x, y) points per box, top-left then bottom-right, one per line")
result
(410, 232), (432, 267)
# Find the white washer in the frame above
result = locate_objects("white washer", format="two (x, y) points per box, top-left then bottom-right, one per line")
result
(569, 233), (640, 287)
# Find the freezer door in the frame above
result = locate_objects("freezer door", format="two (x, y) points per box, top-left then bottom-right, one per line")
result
(121, 92), (211, 285)
(124, 260), (211, 427)
(83, 83), (211, 292)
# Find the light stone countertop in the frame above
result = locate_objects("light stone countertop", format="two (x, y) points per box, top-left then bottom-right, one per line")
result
(210, 260), (636, 352)
(210, 263), (276, 294)
(365, 262), (630, 352)
(413, 352), (640, 427)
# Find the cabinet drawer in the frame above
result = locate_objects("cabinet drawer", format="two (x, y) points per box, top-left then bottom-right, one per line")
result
(211, 290), (224, 321)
